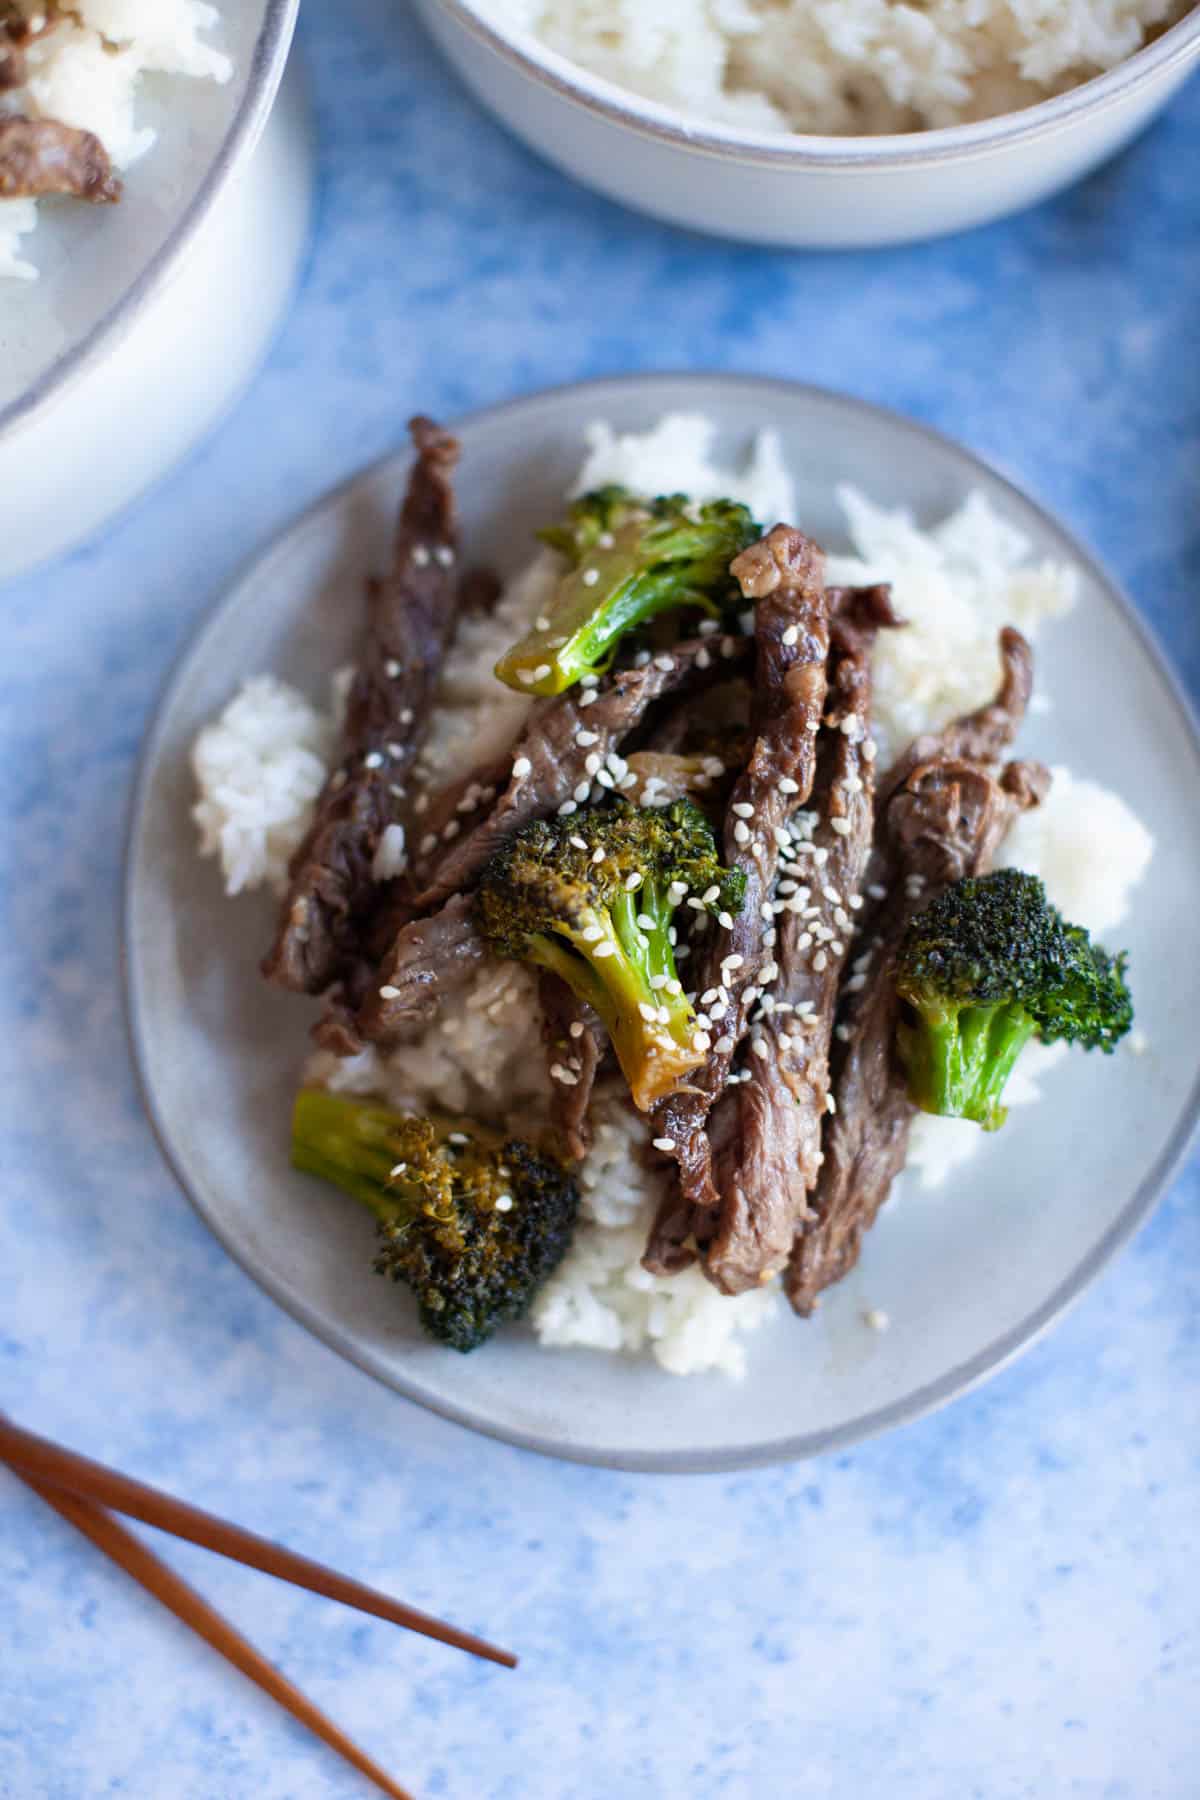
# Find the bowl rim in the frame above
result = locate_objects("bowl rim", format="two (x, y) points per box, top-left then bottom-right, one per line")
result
(429, 0), (1200, 168)
(0, 0), (300, 437)
(122, 370), (1200, 1474)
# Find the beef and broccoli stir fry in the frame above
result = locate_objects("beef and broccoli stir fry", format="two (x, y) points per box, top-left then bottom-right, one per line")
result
(267, 418), (1133, 1350)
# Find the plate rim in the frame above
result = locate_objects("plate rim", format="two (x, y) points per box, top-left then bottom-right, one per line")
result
(122, 371), (1200, 1473)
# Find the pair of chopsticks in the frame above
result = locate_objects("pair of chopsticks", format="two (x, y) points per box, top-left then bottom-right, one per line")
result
(1, 1414), (517, 1799)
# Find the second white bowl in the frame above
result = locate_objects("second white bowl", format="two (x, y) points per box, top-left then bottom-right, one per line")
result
(417, 0), (1200, 248)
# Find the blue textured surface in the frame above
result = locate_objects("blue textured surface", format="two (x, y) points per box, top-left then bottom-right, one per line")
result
(2, 2), (1199, 1795)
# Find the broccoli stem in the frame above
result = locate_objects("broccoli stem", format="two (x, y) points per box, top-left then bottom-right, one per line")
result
(526, 884), (704, 1110)
(291, 1089), (418, 1223)
(897, 1001), (1038, 1132)
(495, 528), (721, 695)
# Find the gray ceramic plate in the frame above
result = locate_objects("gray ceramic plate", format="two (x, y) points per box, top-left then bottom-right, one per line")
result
(125, 375), (1200, 1471)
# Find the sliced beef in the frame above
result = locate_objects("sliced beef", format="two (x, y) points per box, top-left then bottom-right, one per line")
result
(703, 584), (897, 1294)
(0, 116), (121, 202)
(643, 526), (830, 1277)
(538, 974), (606, 1161)
(785, 632), (1049, 1315)
(410, 634), (752, 908)
(351, 893), (488, 1047)
(262, 419), (464, 995)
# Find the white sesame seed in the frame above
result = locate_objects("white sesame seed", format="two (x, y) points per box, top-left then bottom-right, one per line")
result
(721, 636), (738, 659)
(864, 1308), (889, 1332)
(518, 669), (538, 686)
(781, 624), (799, 647)
(435, 545), (455, 567)
(734, 820), (751, 846)
(591, 847), (606, 865)
(778, 777), (799, 795)
(378, 984), (400, 999)
(696, 647), (712, 670)
(813, 950), (828, 972)
(575, 729), (599, 747)
(723, 953), (744, 971)
(867, 883), (888, 901)
(698, 618), (720, 637)
(732, 802), (755, 819)
(649, 974), (669, 990)
(580, 673), (599, 687)
(558, 799), (578, 816)
(532, 663), (553, 681)
(574, 781), (592, 803)
(594, 941), (615, 958)
(862, 739), (877, 763)
(389, 1163), (407, 1177)
(718, 910), (735, 930)
(582, 568), (600, 587)
(653, 1137), (676, 1153)
(419, 833), (437, 855)
(666, 978), (682, 997)
(364, 751), (384, 770)
(634, 649), (652, 668)
(637, 913), (656, 931)
(412, 545), (430, 567)
(494, 1195), (514, 1212)
(751, 1036), (767, 1056)
(448, 1131), (469, 1145)
(512, 756), (532, 778)
(578, 690), (598, 708)
(385, 659), (402, 678)
(536, 615), (552, 631)
(638, 1001), (658, 1022)
(715, 1035), (735, 1054)
(597, 532), (615, 549)
(831, 817), (852, 836)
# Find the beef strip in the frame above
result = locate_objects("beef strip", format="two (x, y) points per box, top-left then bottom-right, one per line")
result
(262, 418), (464, 995)
(0, 116), (121, 202)
(342, 892), (488, 1048)
(785, 631), (1049, 1315)
(0, 5), (54, 93)
(643, 526), (830, 1277)
(538, 974), (606, 1161)
(703, 584), (898, 1295)
(409, 634), (752, 909)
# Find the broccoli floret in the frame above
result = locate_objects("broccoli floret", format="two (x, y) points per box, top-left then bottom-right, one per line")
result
(894, 868), (1133, 1131)
(493, 487), (759, 696)
(291, 1090), (579, 1351)
(475, 798), (746, 1111)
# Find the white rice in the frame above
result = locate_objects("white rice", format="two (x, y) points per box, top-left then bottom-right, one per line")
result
(480, 0), (1188, 137)
(0, 1), (231, 280)
(191, 413), (1153, 1377)
(191, 674), (338, 898)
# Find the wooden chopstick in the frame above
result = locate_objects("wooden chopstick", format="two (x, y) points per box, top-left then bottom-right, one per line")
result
(0, 1416), (516, 1670)
(9, 1461), (415, 1800)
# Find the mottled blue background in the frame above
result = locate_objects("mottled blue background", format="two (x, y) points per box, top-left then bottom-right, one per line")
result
(2, 3), (1198, 1795)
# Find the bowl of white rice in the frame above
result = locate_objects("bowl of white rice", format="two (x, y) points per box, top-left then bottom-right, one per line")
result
(0, 0), (308, 583)
(414, 0), (1200, 246)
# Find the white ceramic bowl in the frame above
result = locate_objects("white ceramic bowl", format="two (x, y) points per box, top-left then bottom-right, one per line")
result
(416, 0), (1200, 248)
(0, 1), (309, 584)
